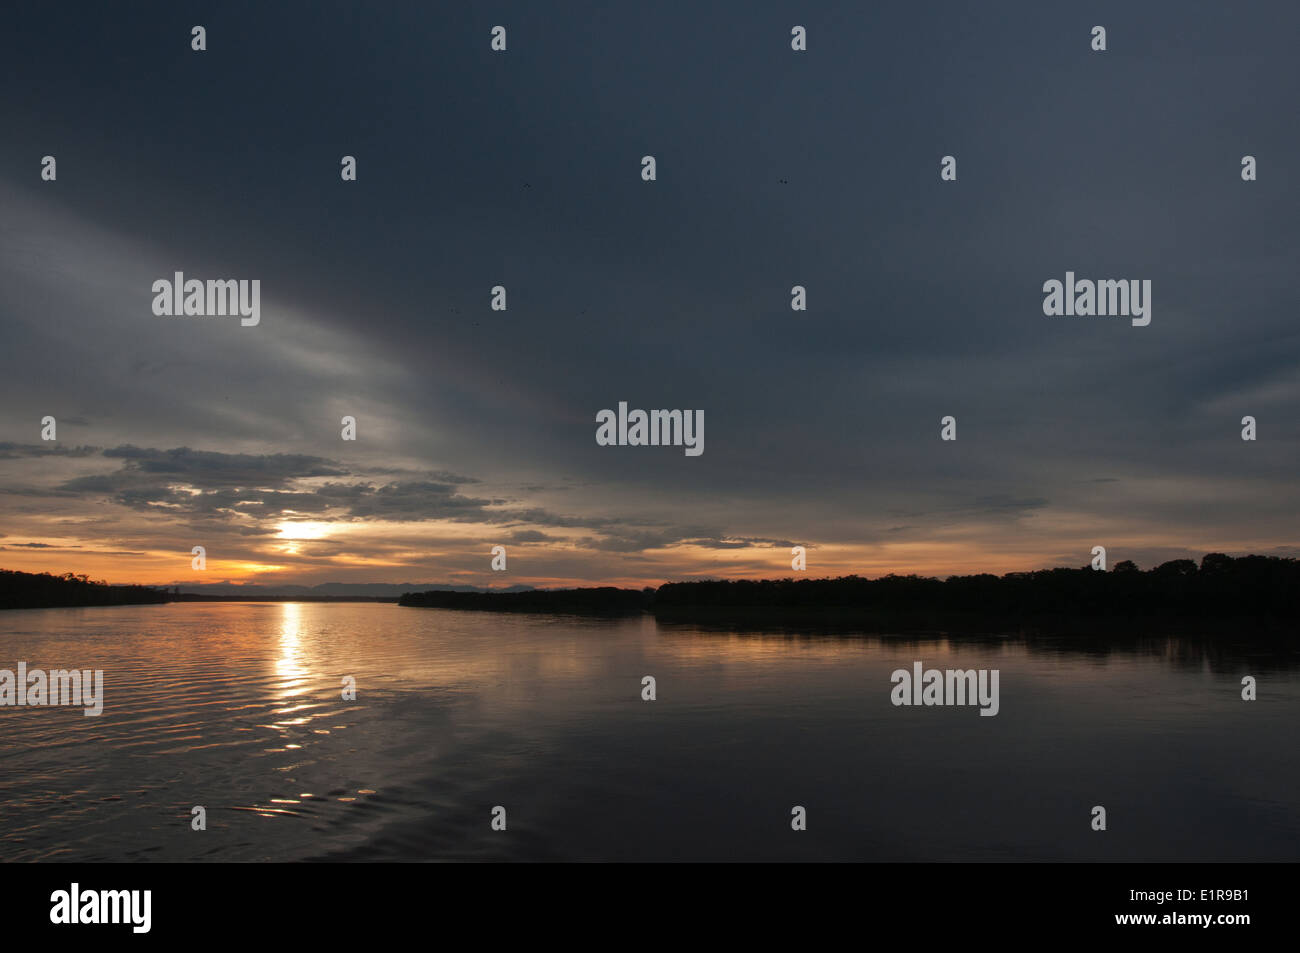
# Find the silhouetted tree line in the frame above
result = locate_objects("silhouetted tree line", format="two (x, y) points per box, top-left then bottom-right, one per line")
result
(400, 587), (652, 614)
(0, 569), (170, 610)
(400, 553), (1299, 620)
(654, 554), (1299, 617)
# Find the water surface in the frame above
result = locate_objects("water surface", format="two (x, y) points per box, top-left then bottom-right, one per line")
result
(0, 602), (1295, 861)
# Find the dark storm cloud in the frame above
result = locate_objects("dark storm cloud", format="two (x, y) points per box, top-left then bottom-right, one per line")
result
(685, 536), (797, 550)
(320, 480), (503, 521)
(39, 445), (729, 553)
(578, 530), (796, 555)
(0, 443), (101, 458)
(101, 446), (348, 485)
(54, 450), (497, 524)
(507, 530), (555, 543)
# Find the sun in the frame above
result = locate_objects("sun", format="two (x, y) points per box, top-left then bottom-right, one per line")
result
(275, 520), (333, 541)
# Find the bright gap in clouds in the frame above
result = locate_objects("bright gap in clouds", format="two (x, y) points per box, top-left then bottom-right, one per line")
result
(276, 520), (334, 541)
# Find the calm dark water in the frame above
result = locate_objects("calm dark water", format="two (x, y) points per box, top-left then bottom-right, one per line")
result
(0, 602), (1295, 862)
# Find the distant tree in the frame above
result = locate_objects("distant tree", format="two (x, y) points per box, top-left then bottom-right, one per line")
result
(1200, 553), (1234, 573)
(1113, 560), (1139, 573)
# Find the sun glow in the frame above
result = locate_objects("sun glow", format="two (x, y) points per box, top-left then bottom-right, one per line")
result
(276, 520), (334, 541)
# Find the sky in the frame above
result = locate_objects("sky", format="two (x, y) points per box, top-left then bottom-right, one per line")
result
(1, 1), (1297, 589)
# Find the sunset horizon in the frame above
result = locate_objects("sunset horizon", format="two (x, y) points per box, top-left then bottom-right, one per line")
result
(0, 0), (1294, 931)
(5, 439), (1297, 592)
(3, 530), (1298, 593)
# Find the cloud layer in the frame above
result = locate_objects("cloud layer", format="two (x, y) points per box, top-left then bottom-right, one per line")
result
(1, 3), (1296, 586)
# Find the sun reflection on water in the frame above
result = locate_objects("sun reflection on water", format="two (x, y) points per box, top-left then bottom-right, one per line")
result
(274, 602), (310, 703)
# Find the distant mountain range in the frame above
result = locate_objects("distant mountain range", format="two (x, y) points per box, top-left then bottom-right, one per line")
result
(176, 581), (536, 598)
